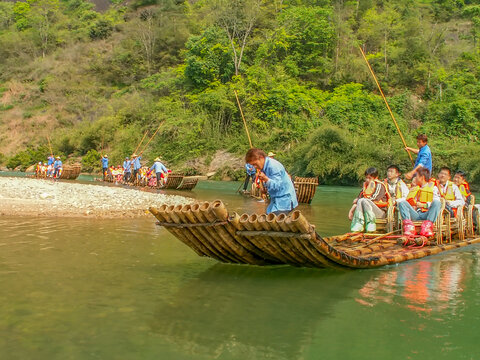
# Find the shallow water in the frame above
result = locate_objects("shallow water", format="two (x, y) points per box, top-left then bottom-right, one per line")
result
(1, 181), (479, 359)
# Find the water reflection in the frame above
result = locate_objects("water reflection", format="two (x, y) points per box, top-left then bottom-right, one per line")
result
(356, 252), (475, 315)
(151, 264), (363, 360)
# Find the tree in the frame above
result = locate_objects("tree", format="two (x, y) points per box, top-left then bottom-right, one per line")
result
(28, 0), (60, 58)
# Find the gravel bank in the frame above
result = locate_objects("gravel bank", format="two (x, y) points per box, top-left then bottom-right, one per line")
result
(0, 177), (193, 218)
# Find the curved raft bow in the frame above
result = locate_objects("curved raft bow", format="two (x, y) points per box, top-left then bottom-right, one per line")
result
(150, 201), (480, 269)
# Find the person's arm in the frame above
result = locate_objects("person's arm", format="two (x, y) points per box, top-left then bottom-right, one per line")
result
(405, 147), (420, 154)
(397, 182), (410, 203)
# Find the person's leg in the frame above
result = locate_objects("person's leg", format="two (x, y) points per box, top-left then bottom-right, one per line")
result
(426, 199), (442, 222)
(359, 199), (385, 232)
(243, 174), (250, 191)
(398, 201), (420, 221)
(351, 198), (366, 232)
(156, 172), (161, 187)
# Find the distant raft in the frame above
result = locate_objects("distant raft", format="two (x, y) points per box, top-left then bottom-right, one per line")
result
(294, 177), (318, 204)
(150, 200), (480, 269)
(60, 164), (82, 180)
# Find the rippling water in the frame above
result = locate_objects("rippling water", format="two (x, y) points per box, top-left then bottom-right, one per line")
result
(1, 181), (479, 359)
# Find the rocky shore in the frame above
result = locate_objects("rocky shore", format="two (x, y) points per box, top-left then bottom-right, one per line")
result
(0, 177), (193, 218)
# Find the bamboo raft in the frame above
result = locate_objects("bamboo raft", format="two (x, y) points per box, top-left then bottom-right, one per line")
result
(104, 173), (200, 191)
(177, 176), (200, 190)
(150, 200), (480, 269)
(60, 164), (82, 180)
(294, 176), (318, 204)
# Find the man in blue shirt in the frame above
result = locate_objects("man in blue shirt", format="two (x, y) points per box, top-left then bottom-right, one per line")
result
(243, 163), (256, 192)
(246, 148), (298, 215)
(150, 157), (168, 187)
(47, 155), (55, 177)
(405, 134), (432, 180)
(53, 157), (63, 179)
(123, 157), (132, 183)
(131, 154), (142, 183)
(101, 155), (109, 180)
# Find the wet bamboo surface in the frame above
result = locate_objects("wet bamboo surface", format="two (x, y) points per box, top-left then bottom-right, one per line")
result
(294, 177), (319, 204)
(149, 200), (480, 269)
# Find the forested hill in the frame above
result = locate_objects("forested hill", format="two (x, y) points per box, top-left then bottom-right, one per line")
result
(1, 0), (480, 184)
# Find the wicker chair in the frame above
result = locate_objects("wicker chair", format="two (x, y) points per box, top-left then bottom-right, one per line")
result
(375, 198), (396, 233)
(448, 204), (466, 241)
(468, 195), (479, 236)
(402, 198), (450, 244)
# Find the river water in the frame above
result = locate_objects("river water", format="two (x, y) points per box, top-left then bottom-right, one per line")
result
(0, 180), (479, 359)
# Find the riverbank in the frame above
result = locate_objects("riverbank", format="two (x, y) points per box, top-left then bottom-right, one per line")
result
(0, 177), (192, 218)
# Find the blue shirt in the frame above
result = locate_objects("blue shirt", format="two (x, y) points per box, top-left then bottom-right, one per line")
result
(101, 157), (108, 168)
(245, 163), (256, 176)
(414, 144), (432, 173)
(123, 160), (131, 172)
(54, 160), (62, 169)
(262, 157), (298, 214)
(133, 156), (142, 170)
(47, 156), (54, 165)
(150, 161), (168, 174)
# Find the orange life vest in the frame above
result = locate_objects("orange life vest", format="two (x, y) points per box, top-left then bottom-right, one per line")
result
(362, 179), (390, 208)
(458, 181), (471, 200)
(415, 181), (435, 212)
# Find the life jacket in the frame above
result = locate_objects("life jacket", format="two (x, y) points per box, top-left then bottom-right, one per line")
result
(458, 181), (471, 201)
(406, 186), (420, 207)
(436, 180), (456, 201)
(362, 179), (390, 208)
(383, 178), (406, 200)
(415, 181), (435, 212)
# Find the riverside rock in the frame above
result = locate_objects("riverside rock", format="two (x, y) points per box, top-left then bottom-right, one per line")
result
(0, 177), (193, 218)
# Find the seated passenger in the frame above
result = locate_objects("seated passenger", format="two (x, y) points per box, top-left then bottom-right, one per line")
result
(436, 167), (464, 217)
(384, 165), (409, 204)
(453, 170), (472, 204)
(398, 168), (441, 237)
(349, 167), (390, 233)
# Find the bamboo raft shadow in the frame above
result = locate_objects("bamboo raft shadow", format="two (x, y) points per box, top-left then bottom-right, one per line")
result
(150, 200), (480, 269)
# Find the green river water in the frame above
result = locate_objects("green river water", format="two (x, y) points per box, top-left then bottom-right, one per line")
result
(1, 179), (479, 359)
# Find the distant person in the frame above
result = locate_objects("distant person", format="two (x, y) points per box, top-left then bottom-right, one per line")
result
(384, 165), (409, 204)
(349, 167), (390, 233)
(453, 170), (472, 204)
(242, 163), (256, 192)
(131, 154), (142, 183)
(398, 168), (441, 238)
(245, 148), (297, 215)
(101, 155), (109, 180)
(436, 167), (464, 217)
(47, 155), (54, 177)
(405, 134), (432, 180)
(123, 157), (132, 183)
(53, 156), (63, 179)
(150, 157), (168, 187)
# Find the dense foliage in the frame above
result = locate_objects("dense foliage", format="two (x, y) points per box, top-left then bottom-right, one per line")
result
(1, 0), (480, 184)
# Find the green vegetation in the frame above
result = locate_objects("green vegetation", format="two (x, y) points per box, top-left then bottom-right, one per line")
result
(1, 0), (480, 185)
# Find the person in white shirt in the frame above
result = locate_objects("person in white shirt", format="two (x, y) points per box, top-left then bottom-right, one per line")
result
(436, 167), (465, 217)
(384, 165), (409, 204)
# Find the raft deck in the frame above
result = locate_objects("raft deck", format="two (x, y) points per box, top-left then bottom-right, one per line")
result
(150, 200), (480, 269)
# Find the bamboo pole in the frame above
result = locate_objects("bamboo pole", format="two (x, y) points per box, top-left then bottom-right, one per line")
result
(234, 90), (253, 148)
(46, 135), (53, 157)
(139, 121), (164, 155)
(358, 46), (414, 166)
(133, 130), (149, 155)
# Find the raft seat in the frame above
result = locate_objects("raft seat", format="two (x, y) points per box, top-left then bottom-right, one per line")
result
(374, 198), (397, 233)
(449, 205), (467, 241)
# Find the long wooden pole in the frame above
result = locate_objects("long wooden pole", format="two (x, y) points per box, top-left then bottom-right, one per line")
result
(134, 130), (149, 155)
(46, 135), (53, 157)
(139, 121), (164, 155)
(358, 46), (414, 166)
(234, 90), (253, 148)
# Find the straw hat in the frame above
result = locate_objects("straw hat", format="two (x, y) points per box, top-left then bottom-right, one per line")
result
(56, 156), (61, 159)
(154, 157), (161, 162)
(104, 155), (108, 158)
(267, 151), (276, 157)
(132, 153), (138, 157)
(125, 156), (130, 160)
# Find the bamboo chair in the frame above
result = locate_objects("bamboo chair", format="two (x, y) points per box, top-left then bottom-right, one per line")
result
(468, 195), (479, 236)
(402, 198), (450, 244)
(448, 204), (466, 241)
(375, 198), (396, 233)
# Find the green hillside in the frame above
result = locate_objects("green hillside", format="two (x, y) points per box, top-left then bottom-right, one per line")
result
(1, 0), (480, 184)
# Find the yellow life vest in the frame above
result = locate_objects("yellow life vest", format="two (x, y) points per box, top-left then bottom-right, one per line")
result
(458, 182), (471, 200)
(362, 179), (390, 208)
(416, 182), (435, 212)
(406, 185), (420, 207)
(384, 178), (406, 200)
(437, 181), (455, 201)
